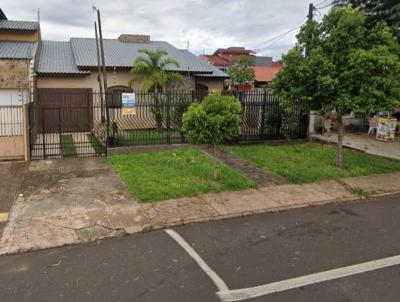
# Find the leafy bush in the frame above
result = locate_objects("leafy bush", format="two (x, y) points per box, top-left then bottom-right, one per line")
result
(182, 93), (242, 180)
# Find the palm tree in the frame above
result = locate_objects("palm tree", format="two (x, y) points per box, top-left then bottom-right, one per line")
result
(129, 49), (184, 130)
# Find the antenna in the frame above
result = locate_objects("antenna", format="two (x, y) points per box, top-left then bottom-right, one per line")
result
(37, 8), (40, 22)
(187, 40), (189, 50)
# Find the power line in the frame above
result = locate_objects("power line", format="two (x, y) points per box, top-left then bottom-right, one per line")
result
(315, 1), (335, 10)
(315, 0), (332, 8)
(255, 17), (308, 50)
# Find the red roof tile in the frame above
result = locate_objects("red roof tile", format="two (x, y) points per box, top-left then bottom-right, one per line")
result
(253, 65), (282, 82)
(201, 54), (231, 66)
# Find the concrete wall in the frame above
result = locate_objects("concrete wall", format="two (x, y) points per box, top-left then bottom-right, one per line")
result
(0, 31), (38, 42)
(0, 136), (24, 160)
(37, 71), (224, 92)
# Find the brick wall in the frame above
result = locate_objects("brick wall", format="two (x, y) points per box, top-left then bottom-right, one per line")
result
(0, 59), (29, 89)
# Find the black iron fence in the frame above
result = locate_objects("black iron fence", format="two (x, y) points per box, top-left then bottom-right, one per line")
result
(28, 90), (308, 159)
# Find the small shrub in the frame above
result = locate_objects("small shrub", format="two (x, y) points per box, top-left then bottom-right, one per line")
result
(182, 93), (242, 180)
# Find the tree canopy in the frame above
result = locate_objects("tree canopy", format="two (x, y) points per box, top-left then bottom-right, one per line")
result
(272, 7), (400, 166)
(227, 55), (255, 86)
(334, 0), (400, 42)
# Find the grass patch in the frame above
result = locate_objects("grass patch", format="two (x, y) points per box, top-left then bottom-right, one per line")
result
(60, 134), (77, 157)
(108, 147), (256, 202)
(116, 130), (167, 146)
(223, 142), (400, 184)
(87, 133), (104, 155)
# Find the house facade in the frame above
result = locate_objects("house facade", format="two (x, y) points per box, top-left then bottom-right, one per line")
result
(36, 35), (228, 94)
(200, 47), (283, 87)
(0, 9), (38, 105)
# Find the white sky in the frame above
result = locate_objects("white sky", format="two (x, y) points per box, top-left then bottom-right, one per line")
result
(1, 0), (332, 59)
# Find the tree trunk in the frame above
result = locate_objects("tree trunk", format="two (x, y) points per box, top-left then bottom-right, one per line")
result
(212, 144), (218, 181)
(336, 115), (344, 168)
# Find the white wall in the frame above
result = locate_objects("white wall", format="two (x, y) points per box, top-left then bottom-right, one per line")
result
(0, 89), (29, 106)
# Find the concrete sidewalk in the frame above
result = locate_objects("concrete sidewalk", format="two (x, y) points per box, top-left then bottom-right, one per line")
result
(312, 133), (400, 160)
(140, 172), (400, 228)
(1, 160), (399, 255)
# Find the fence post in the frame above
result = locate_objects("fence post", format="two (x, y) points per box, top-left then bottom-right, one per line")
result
(41, 108), (46, 159)
(260, 89), (267, 140)
(23, 104), (30, 161)
(166, 91), (171, 144)
(105, 92), (111, 147)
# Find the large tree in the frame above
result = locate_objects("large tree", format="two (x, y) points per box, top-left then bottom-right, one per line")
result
(273, 7), (400, 167)
(334, 0), (400, 42)
(129, 49), (184, 130)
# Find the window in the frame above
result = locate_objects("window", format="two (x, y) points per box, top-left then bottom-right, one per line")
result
(106, 86), (132, 108)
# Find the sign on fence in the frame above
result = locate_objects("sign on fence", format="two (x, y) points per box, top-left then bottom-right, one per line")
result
(121, 93), (136, 115)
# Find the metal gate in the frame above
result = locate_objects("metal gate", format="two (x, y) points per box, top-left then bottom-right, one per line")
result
(29, 89), (107, 159)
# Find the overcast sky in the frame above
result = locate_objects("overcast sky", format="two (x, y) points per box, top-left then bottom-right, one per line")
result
(2, 0), (332, 60)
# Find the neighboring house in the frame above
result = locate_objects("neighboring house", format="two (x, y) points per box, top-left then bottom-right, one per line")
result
(36, 34), (228, 94)
(0, 8), (38, 105)
(200, 47), (283, 88)
(253, 62), (283, 87)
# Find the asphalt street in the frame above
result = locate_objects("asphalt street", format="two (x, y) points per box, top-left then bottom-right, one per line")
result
(0, 194), (399, 302)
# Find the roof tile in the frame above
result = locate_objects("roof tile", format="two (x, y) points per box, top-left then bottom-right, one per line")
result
(0, 41), (37, 59)
(0, 20), (38, 31)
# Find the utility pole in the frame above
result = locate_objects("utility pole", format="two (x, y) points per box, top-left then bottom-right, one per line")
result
(96, 9), (107, 92)
(94, 21), (105, 122)
(305, 3), (315, 139)
(305, 3), (314, 58)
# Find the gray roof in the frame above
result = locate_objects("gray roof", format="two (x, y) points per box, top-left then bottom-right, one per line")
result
(37, 41), (89, 74)
(0, 41), (37, 59)
(194, 64), (229, 78)
(253, 56), (273, 67)
(0, 20), (38, 31)
(70, 38), (218, 73)
(37, 37), (229, 77)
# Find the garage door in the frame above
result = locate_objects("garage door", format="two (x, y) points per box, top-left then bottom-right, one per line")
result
(36, 88), (93, 133)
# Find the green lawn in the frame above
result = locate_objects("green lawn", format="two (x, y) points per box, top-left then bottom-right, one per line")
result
(60, 134), (77, 157)
(224, 143), (400, 184)
(108, 147), (256, 202)
(116, 130), (167, 145)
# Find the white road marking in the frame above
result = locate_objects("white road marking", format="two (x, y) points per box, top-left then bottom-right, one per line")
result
(217, 254), (400, 301)
(165, 229), (229, 292)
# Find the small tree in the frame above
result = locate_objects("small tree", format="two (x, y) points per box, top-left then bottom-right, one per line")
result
(129, 49), (184, 131)
(182, 93), (242, 180)
(227, 55), (255, 89)
(273, 7), (400, 167)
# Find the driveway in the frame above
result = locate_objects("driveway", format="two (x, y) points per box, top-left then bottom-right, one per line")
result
(0, 161), (27, 237)
(0, 157), (147, 255)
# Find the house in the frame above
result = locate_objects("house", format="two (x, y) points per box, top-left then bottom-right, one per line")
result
(36, 34), (228, 94)
(253, 62), (283, 87)
(0, 8), (38, 160)
(200, 47), (283, 88)
(0, 8), (38, 105)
